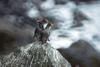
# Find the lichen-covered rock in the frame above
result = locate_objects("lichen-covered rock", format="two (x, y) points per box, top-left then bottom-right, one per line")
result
(0, 42), (71, 67)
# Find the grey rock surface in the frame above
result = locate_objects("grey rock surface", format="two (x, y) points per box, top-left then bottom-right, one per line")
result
(0, 42), (71, 67)
(58, 40), (100, 67)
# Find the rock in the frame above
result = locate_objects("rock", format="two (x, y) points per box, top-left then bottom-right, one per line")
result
(58, 40), (100, 67)
(54, 0), (69, 5)
(0, 42), (71, 67)
(0, 19), (35, 54)
(0, 31), (16, 54)
(72, 9), (89, 28)
(71, 0), (99, 4)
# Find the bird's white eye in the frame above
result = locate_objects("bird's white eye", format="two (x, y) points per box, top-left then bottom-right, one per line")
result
(43, 23), (48, 29)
